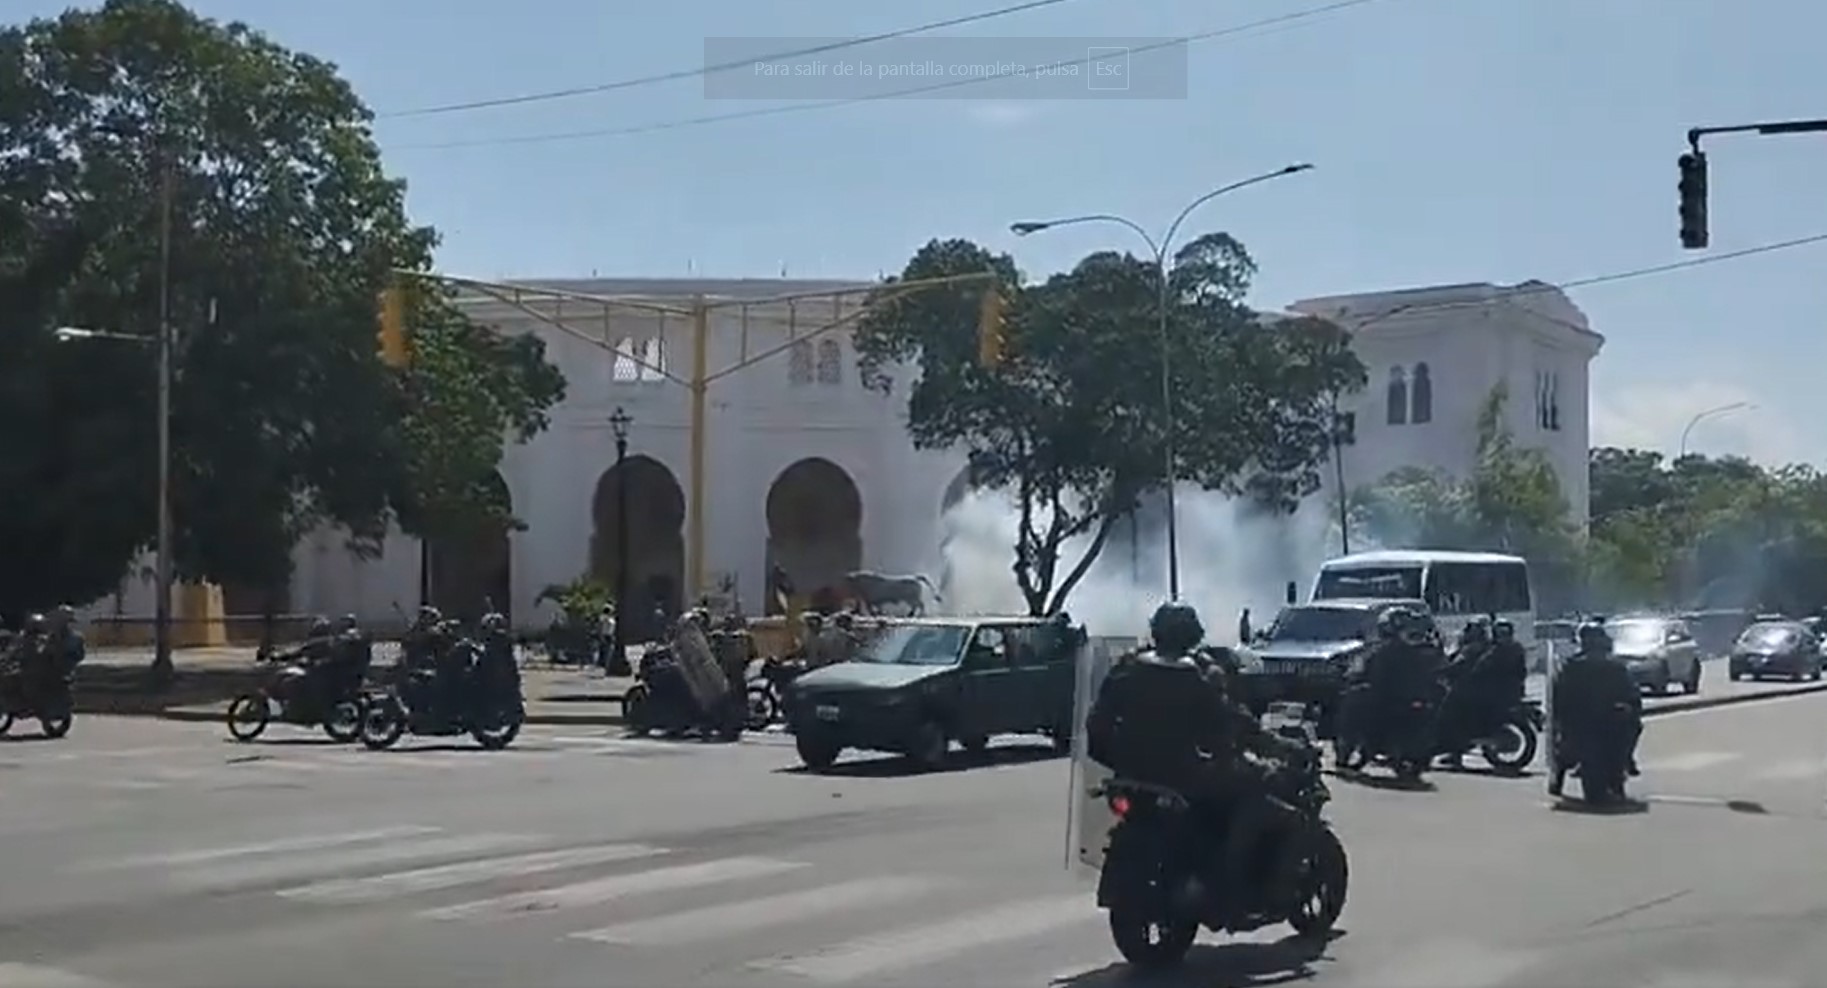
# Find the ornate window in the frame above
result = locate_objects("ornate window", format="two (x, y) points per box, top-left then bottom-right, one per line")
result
(1386, 366), (1408, 425)
(816, 339), (843, 385)
(1410, 362), (1433, 423)
(788, 340), (813, 386)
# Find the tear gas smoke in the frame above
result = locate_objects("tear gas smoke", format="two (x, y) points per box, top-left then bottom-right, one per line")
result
(931, 489), (1342, 642)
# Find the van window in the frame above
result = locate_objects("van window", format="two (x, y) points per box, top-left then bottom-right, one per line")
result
(1425, 562), (1532, 615)
(1314, 566), (1422, 600)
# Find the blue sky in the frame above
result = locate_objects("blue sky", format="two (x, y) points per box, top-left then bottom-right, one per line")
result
(16, 0), (1825, 464)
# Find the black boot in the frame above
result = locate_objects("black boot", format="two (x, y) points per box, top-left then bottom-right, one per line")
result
(1548, 767), (1565, 798)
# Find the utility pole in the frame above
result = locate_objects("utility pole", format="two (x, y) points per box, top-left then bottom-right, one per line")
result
(150, 157), (175, 689)
(1678, 118), (1827, 249)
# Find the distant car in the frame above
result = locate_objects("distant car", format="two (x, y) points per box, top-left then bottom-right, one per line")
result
(1728, 621), (1824, 683)
(1605, 617), (1703, 695)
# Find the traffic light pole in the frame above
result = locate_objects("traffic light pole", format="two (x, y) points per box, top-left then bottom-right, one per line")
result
(1678, 117), (1827, 250)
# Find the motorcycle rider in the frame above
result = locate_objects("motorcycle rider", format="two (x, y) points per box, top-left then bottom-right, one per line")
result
(1436, 618), (1493, 767)
(1338, 606), (1445, 768)
(1549, 621), (1643, 800)
(1086, 601), (1314, 921)
(8, 614), (54, 708)
(473, 612), (519, 706)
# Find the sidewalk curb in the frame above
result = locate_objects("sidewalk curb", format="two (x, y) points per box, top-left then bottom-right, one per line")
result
(139, 706), (630, 727)
(1640, 681), (1827, 717)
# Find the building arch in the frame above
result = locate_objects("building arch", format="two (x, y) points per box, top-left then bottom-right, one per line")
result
(591, 455), (686, 642)
(425, 471), (515, 626)
(1411, 362), (1433, 423)
(1386, 365), (1408, 425)
(766, 458), (864, 615)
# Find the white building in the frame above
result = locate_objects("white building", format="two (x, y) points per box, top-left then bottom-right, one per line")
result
(1286, 280), (1604, 528)
(87, 277), (1601, 638)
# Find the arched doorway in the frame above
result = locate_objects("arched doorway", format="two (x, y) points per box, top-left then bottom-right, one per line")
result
(591, 455), (686, 643)
(766, 458), (863, 615)
(425, 472), (515, 626)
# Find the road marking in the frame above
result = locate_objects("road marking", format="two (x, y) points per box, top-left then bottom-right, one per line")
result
(277, 843), (666, 903)
(83, 825), (443, 870)
(749, 894), (1092, 983)
(421, 856), (805, 922)
(181, 833), (536, 889)
(0, 963), (117, 987)
(1638, 751), (1740, 772)
(1752, 758), (1825, 781)
(569, 875), (945, 947)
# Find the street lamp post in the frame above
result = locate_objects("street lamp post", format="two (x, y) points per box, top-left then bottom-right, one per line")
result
(1010, 163), (1315, 600)
(1678, 401), (1754, 458)
(608, 406), (633, 677)
(54, 324), (172, 683)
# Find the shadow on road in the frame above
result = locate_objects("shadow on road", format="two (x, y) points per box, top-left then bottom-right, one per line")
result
(774, 743), (1062, 779)
(1551, 796), (1651, 815)
(220, 736), (343, 747)
(0, 732), (60, 744)
(1051, 931), (1341, 988)
(1328, 769), (1437, 793)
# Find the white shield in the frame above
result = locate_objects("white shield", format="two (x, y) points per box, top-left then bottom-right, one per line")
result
(1064, 635), (1140, 877)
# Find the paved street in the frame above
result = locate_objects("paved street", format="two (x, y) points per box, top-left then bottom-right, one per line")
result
(2, 698), (1826, 988)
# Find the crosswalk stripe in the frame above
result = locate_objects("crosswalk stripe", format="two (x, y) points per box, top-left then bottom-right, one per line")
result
(86, 826), (443, 870)
(180, 833), (536, 889)
(1639, 751), (1741, 772)
(277, 843), (666, 904)
(748, 893), (1092, 983)
(569, 875), (947, 947)
(421, 856), (806, 922)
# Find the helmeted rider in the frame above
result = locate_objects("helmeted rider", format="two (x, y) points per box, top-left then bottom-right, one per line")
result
(1086, 601), (1314, 921)
(1549, 620), (1643, 800)
(46, 605), (85, 675)
(8, 613), (55, 707)
(473, 611), (519, 704)
(1340, 605), (1445, 764)
(1436, 618), (1493, 766)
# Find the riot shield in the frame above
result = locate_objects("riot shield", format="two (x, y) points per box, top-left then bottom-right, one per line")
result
(1064, 634), (1140, 877)
(672, 622), (730, 713)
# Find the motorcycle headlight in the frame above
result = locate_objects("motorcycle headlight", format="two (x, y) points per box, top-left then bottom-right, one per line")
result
(1235, 647), (1265, 673)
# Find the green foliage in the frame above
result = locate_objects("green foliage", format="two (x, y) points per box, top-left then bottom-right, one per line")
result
(1587, 448), (1827, 615)
(537, 576), (613, 625)
(852, 236), (1365, 615)
(0, 0), (564, 620)
(1353, 385), (1583, 611)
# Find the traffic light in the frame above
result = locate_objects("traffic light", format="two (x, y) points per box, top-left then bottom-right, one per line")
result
(377, 284), (409, 368)
(1678, 151), (1709, 249)
(977, 286), (1007, 369)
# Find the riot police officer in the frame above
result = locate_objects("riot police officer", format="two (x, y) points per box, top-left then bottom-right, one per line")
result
(1550, 620), (1643, 800)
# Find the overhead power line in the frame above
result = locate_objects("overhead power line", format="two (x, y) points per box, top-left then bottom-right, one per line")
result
(392, 0), (1387, 151)
(382, 0), (1087, 119)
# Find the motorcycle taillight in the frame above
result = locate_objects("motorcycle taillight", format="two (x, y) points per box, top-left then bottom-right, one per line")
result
(1107, 794), (1131, 818)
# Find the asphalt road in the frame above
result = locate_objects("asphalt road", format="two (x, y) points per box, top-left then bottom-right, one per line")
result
(2, 698), (1825, 988)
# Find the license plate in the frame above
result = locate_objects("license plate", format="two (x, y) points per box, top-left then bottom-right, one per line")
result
(1265, 660), (1330, 677)
(815, 704), (841, 722)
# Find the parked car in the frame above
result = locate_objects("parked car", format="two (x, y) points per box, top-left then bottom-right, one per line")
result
(1728, 621), (1824, 682)
(1605, 616), (1703, 695)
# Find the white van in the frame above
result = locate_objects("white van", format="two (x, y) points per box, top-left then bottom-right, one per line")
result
(1303, 550), (1536, 654)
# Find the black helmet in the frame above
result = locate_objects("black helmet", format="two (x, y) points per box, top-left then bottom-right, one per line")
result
(1376, 605), (1419, 641)
(23, 613), (45, 633)
(338, 614), (359, 633)
(479, 613), (506, 633)
(52, 604), (77, 627)
(308, 616), (333, 637)
(417, 605), (442, 625)
(1149, 601), (1205, 655)
(1576, 621), (1612, 656)
(1490, 619), (1516, 643)
(1460, 618), (1490, 647)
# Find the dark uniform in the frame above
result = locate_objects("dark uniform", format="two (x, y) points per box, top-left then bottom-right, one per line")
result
(1549, 621), (1642, 799)
(1086, 602), (1312, 919)
(1340, 606), (1444, 759)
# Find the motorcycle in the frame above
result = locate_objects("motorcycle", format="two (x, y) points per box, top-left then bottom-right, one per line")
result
(359, 636), (524, 751)
(621, 646), (744, 742)
(226, 644), (368, 743)
(744, 656), (805, 730)
(0, 657), (74, 739)
(1092, 731), (1348, 971)
(1553, 701), (1637, 804)
(1333, 685), (1438, 782)
(1431, 692), (1541, 775)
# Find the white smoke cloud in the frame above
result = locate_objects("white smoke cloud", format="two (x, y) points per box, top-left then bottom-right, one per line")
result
(931, 487), (1341, 642)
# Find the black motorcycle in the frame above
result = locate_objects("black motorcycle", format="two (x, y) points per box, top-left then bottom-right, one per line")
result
(359, 637), (524, 751)
(226, 644), (369, 743)
(1093, 739), (1348, 971)
(621, 646), (744, 742)
(1431, 687), (1541, 775)
(0, 656), (73, 739)
(1553, 701), (1637, 804)
(1333, 684), (1439, 782)
(744, 656), (805, 730)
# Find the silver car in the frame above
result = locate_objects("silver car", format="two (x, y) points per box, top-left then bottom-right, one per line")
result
(1606, 617), (1703, 695)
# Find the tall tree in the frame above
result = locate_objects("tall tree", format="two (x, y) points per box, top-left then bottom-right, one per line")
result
(852, 236), (1364, 615)
(0, 0), (564, 624)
